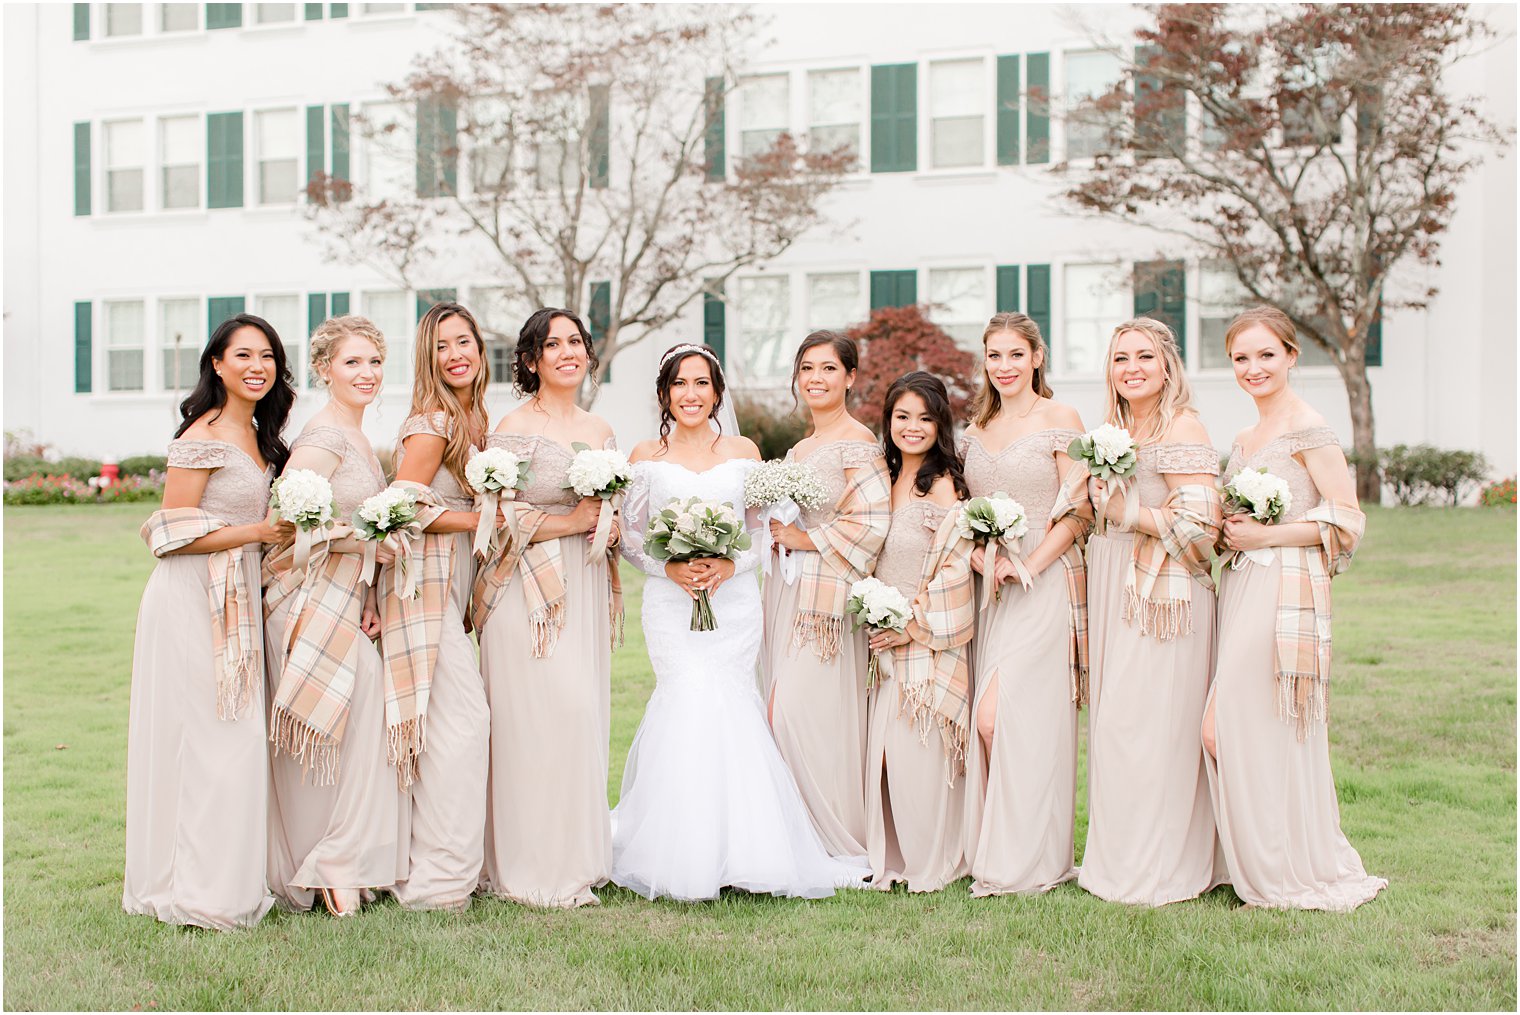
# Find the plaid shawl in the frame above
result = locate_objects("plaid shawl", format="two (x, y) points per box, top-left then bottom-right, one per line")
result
(793, 446), (892, 661)
(1047, 464), (1096, 706)
(261, 527), (369, 785)
(140, 508), (260, 721)
(1272, 500), (1365, 740)
(1122, 483), (1223, 641)
(377, 480), (450, 789)
(889, 508), (976, 782)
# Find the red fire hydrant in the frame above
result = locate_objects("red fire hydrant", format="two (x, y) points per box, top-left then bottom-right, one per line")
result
(99, 460), (119, 489)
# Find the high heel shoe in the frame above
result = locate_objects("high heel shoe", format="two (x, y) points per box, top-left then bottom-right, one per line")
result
(319, 887), (362, 918)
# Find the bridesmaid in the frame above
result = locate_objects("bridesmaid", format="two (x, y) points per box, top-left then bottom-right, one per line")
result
(1205, 306), (1386, 911)
(862, 372), (975, 891)
(262, 315), (406, 917)
(958, 313), (1092, 897)
(124, 313), (294, 929)
(762, 331), (891, 862)
(474, 307), (612, 908)
(1077, 316), (1224, 907)
(384, 301), (494, 912)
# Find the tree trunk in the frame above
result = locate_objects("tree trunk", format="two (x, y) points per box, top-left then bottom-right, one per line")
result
(1342, 363), (1381, 504)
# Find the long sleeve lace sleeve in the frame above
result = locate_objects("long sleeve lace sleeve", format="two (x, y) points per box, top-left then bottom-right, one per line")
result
(619, 464), (667, 579)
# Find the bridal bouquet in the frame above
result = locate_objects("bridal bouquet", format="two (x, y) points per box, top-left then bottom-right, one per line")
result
(846, 576), (912, 688)
(1068, 423), (1139, 533)
(563, 443), (633, 561)
(744, 460), (829, 585)
(1222, 466), (1293, 568)
(645, 496), (752, 631)
(269, 468), (335, 568)
(353, 487), (421, 591)
(465, 447), (534, 557)
(954, 492), (1032, 604)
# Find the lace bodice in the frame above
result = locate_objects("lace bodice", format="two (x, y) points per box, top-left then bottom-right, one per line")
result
(960, 429), (1080, 526)
(1223, 425), (1339, 523)
(1133, 442), (1221, 506)
(620, 459), (763, 580)
(786, 439), (883, 529)
(488, 433), (615, 516)
(394, 412), (476, 509)
(875, 501), (950, 599)
(293, 425), (385, 517)
(166, 439), (272, 525)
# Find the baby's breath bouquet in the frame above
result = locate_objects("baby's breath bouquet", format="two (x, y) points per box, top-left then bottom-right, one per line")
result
(353, 487), (422, 591)
(744, 460), (829, 585)
(645, 496), (752, 631)
(955, 492), (1032, 605)
(269, 468), (336, 568)
(465, 447), (534, 557)
(846, 576), (913, 688)
(1068, 424), (1140, 534)
(563, 443), (633, 562)
(1222, 467), (1293, 568)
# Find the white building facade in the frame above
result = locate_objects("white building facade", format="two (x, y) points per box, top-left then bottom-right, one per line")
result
(5, 2), (1515, 476)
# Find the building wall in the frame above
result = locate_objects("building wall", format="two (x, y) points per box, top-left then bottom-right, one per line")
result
(4, 2), (1515, 478)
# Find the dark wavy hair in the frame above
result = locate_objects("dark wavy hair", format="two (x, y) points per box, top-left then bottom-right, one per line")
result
(174, 312), (294, 473)
(789, 330), (859, 415)
(655, 344), (726, 450)
(881, 371), (970, 499)
(512, 307), (599, 397)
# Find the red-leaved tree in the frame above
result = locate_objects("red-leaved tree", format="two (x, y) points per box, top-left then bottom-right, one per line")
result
(844, 305), (978, 432)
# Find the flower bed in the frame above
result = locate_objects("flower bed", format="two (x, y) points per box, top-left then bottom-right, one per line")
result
(4, 471), (164, 506)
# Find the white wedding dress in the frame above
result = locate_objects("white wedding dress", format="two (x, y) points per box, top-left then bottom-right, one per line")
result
(612, 457), (870, 901)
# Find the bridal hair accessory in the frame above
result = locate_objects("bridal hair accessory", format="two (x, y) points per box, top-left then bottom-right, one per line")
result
(658, 343), (722, 371)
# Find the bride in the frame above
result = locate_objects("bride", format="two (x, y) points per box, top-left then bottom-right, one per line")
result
(612, 343), (870, 901)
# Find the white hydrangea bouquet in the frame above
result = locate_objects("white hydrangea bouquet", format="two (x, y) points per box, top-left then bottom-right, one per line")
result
(744, 460), (830, 586)
(645, 496), (753, 631)
(845, 576), (913, 688)
(955, 492), (1033, 606)
(352, 487), (422, 591)
(1068, 423), (1140, 534)
(269, 468), (336, 568)
(563, 442), (633, 562)
(466, 447), (534, 558)
(1223, 466), (1293, 568)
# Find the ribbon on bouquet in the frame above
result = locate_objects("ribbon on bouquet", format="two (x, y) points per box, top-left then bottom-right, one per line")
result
(865, 637), (897, 690)
(1229, 544), (1278, 570)
(586, 493), (622, 564)
(760, 500), (807, 586)
(376, 517), (427, 599)
(472, 489), (508, 560)
(1092, 474), (1142, 537)
(292, 520), (335, 571)
(980, 535), (1034, 611)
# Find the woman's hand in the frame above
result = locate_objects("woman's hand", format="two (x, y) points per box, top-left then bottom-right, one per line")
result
(868, 627), (912, 652)
(1222, 513), (1271, 552)
(600, 517), (622, 550)
(970, 545), (989, 576)
(665, 560), (709, 600)
(253, 512), (296, 545)
(769, 520), (812, 552)
(360, 590), (382, 639)
(566, 496), (602, 536)
(992, 554), (1021, 587)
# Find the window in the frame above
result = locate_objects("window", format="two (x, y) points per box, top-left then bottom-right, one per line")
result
(255, 294), (305, 386)
(735, 276), (791, 383)
(159, 3), (198, 31)
(807, 272), (863, 331)
(1198, 262), (1332, 369)
(534, 137), (577, 192)
(1061, 263), (1129, 375)
(807, 69), (861, 160)
(930, 59), (985, 169)
(159, 115), (200, 209)
(105, 300), (146, 391)
(105, 3), (143, 36)
(928, 267), (987, 347)
(103, 119), (145, 213)
(364, 291), (412, 385)
(738, 74), (789, 159)
(469, 97), (512, 195)
(1064, 50), (1123, 159)
(363, 102), (413, 199)
(159, 298), (201, 391)
(255, 109), (301, 205)
(254, 3), (297, 22)
(469, 286), (522, 382)
(361, 3), (404, 13)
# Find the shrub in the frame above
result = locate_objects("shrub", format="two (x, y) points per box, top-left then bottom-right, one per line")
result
(51, 457), (105, 482)
(1427, 449), (1489, 506)
(118, 454), (168, 477)
(734, 393), (810, 461)
(4, 472), (163, 506)
(843, 305), (978, 433)
(1479, 477), (1516, 508)
(1378, 444), (1439, 505)
(4, 456), (51, 482)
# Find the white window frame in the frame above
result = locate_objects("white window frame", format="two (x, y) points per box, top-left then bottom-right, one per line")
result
(254, 292), (306, 389)
(253, 106), (302, 207)
(733, 273), (793, 387)
(362, 289), (414, 386)
(250, 3), (299, 26)
(103, 3), (146, 38)
(927, 57), (989, 171)
(157, 3), (201, 32)
(806, 67), (864, 164)
(158, 114), (202, 211)
(805, 270), (866, 333)
(1057, 261), (1131, 378)
(926, 265), (991, 348)
(360, 100), (415, 201)
(736, 72), (791, 161)
(1061, 48), (1126, 163)
(103, 117), (147, 214)
(158, 296), (203, 394)
(104, 299), (148, 393)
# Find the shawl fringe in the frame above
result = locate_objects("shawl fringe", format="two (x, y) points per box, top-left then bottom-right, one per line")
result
(270, 705), (341, 786)
(387, 714), (427, 790)
(530, 599), (567, 659)
(1121, 587), (1193, 641)
(1276, 669), (1329, 742)
(217, 648), (260, 724)
(792, 611), (843, 662)
(895, 674), (968, 786)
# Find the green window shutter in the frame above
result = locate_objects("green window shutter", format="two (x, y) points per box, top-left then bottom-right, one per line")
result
(329, 3), (348, 17)
(995, 265), (1020, 312)
(1026, 53), (1050, 164)
(74, 122), (91, 217)
(1365, 302), (1382, 367)
(304, 3), (323, 18)
(330, 291), (350, 315)
(589, 281), (612, 381)
(703, 280), (726, 366)
(996, 55), (1020, 166)
(308, 293), (328, 334)
(330, 104), (350, 185)
(1134, 45), (1184, 157)
(588, 85), (610, 190)
(208, 296), (246, 334)
(205, 3), (242, 29)
(74, 301), (92, 393)
(206, 111), (244, 209)
(1133, 260), (1187, 359)
(870, 63), (917, 173)
(869, 270), (917, 310)
(416, 98), (458, 198)
(1026, 264), (1051, 348)
(416, 288), (457, 319)
(703, 77), (726, 182)
(73, 4), (90, 40)
(306, 105), (325, 186)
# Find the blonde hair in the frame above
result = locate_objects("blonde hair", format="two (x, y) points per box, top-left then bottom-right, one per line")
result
(1224, 305), (1301, 357)
(403, 302), (490, 490)
(1102, 317), (1197, 444)
(309, 315), (387, 384)
(970, 312), (1053, 428)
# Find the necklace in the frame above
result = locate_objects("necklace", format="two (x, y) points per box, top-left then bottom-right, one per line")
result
(1007, 394), (1043, 420)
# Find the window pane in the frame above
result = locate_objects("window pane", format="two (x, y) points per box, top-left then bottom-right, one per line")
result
(534, 138), (578, 192)
(1061, 263), (1130, 374)
(161, 115), (199, 163)
(470, 286), (525, 384)
(930, 60), (982, 118)
(928, 268), (986, 348)
(106, 301), (146, 391)
(105, 120), (144, 168)
(108, 170), (145, 212)
(161, 166), (198, 209)
(364, 102), (414, 199)
(109, 351), (145, 391)
(105, 3), (143, 36)
(257, 110), (300, 204)
(932, 117), (982, 168)
(160, 116), (200, 209)
(740, 74), (789, 157)
(736, 276), (790, 383)
(808, 124), (859, 159)
(254, 3), (296, 22)
(362, 3), (404, 13)
(808, 68), (860, 157)
(1065, 51), (1123, 159)
(807, 273), (862, 331)
(364, 291), (412, 385)
(159, 4), (198, 30)
(256, 294), (305, 385)
(159, 298), (201, 390)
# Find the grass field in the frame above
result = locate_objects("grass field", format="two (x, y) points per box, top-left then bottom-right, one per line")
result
(3, 504), (1515, 1010)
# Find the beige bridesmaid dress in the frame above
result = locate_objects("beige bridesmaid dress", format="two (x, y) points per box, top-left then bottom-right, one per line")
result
(387, 413), (490, 911)
(864, 501), (969, 891)
(263, 425), (408, 910)
(477, 434), (612, 908)
(1078, 441), (1221, 906)
(1207, 426), (1386, 911)
(123, 438), (276, 930)
(960, 429), (1083, 896)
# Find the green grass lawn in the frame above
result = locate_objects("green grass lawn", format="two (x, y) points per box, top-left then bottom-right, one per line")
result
(4, 504), (1515, 1010)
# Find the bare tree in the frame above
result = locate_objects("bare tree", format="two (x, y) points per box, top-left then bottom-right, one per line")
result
(305, 2), (853, 404)
(1055, 3), (1508, 500)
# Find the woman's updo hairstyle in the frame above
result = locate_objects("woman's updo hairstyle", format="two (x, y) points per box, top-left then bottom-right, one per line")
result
(788, 330), (859, 412)
(513, 307), (599, 397)
(655, 343), (726, 449)
(309, 314), (387, 385)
